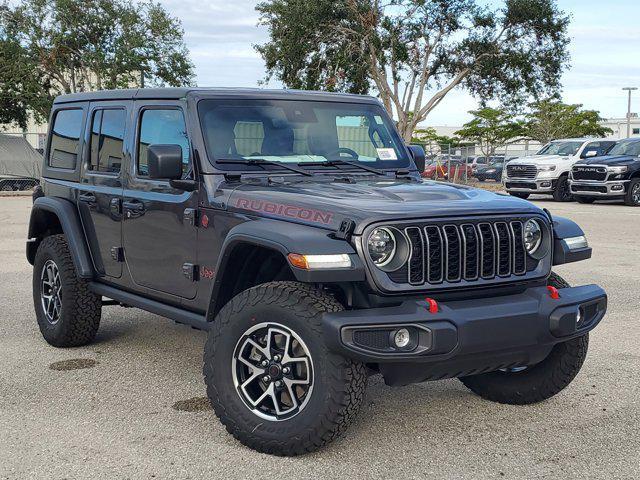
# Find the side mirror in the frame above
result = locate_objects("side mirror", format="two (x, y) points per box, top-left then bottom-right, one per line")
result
(407, 144), (426, 172)
(583, 150), (598, 158)
(148, 144), (183, 180)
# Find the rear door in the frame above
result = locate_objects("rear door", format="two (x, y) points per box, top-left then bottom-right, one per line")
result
(77, 102), (129, 278)
(121, 101), (198, 299)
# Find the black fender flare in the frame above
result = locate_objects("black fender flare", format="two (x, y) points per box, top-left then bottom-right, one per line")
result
(27, 197), (94, 278)
(205, 218), (365, 320)
(552, 215), (592, 265)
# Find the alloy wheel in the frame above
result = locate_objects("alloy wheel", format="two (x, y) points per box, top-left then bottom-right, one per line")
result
(633, 183), (640, 205)
(41, 259), (62, 324)
(232, 322), (314, 421)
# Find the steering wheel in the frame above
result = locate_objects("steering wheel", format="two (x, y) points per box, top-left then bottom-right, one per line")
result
(326, 147), (359, 160)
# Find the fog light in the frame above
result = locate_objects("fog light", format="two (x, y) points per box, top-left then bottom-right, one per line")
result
(611, 184), (624, 191)
(540, 181), (551, 188)
(392, 328), (411, 349)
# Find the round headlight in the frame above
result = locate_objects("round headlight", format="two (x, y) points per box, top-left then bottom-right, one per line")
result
(367, 227), (396, 266)
(524, 219), (542, 254)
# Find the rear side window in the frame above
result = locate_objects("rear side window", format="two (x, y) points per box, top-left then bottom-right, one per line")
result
(137, 109), (189, 177)
(49, 109), (83, 169)
(89, 109), (126, 174)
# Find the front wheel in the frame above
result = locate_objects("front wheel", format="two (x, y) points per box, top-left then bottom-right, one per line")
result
(203, 282), (367, 456)
(553, 176), (574, 202)
(624, 178), (640, 206)
(459, 272), (588, 404)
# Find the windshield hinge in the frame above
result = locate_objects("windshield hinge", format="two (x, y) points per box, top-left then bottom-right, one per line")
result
(333, 219), (356, 241)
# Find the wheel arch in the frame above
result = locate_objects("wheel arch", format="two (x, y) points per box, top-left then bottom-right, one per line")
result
(27, 197), (94, 278)
(205, 219), (365, 320)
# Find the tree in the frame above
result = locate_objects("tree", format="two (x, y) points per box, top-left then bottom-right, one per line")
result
(524, 100), (612, 143)
(0, 0), (195, 129)
(256, 0), (570, 141)
(454, 107), (525, 157)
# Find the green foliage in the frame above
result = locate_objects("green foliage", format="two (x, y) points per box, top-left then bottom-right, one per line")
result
(454, 107), (525, 156)
(524, 100), (613, 143)
(412, 127), (466, 148)
(0, 0), (194, 128)
(256, 0), (570, 140)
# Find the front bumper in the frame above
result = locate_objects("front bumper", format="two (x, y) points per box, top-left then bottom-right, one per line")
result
(323, 284), (607, 386)
(569, 179), (628, 197)
(504, 178), (556, 193)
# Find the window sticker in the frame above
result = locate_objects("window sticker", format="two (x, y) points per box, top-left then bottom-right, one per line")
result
(376, 148), (397, 160)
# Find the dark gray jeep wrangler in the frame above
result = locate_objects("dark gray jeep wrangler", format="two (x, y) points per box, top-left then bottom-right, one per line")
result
(27, 88), (607, 455)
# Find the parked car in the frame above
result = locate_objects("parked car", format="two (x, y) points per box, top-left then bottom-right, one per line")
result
(27, 88), (607, 456)
(569, 138), (640, 206)
(0, 175), (40, 191)
(469, 156), (488, 172)
(475, 157), (511, 182)
(503, 138), (615, 201)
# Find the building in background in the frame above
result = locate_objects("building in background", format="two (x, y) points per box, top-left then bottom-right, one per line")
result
(600, 114), (640, 139)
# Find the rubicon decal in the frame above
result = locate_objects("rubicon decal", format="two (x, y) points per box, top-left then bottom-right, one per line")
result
(234, 198), (334, 225)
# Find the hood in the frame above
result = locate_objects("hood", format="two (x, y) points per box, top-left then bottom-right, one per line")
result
(576, 154), (639, 166)
(508, 154), (568, 165)
(224, 177), (543, 234)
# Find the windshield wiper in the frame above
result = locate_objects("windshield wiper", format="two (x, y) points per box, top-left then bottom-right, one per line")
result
(297, 159), (386, 176)
(217, 158), (314, 177)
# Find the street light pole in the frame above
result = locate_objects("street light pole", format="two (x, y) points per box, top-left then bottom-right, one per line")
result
(622, 87), (638, 138)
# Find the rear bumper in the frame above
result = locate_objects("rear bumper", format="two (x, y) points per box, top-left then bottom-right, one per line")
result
(322, 284), (607, 386)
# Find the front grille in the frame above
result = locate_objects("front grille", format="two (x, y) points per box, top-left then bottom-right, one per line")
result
(572, 165), (607, 181)
(507, 164), (537, 179)
(396, 220), (528, 286)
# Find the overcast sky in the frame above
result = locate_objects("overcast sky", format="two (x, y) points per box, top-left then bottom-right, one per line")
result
(160, 0), (640, 126)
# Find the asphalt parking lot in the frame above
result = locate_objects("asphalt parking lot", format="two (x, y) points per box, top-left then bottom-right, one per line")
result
(1, 195), (639, 479)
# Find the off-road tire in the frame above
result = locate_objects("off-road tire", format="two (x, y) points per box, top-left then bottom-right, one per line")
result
(624, 178), (640, 206)
(203, 281), (367, 456)
(553, 176), (574, 202)
(509, 192), (530, 199)
(459, 272), (588, 405)
(33, 234), (101, 347)
(575, 195), (595, 204)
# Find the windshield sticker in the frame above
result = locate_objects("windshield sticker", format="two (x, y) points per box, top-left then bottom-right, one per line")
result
(377, 148), (397, 161)
(234, 198), (334, 225)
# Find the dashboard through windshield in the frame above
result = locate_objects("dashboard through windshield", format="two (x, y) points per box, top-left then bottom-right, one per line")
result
(197, 99), (410, 172)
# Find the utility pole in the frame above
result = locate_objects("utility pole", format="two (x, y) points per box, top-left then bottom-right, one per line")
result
(622, 87), (637, 138)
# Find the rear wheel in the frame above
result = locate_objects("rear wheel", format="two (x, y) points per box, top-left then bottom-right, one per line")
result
(203, 281), (367, 456)
(553, 176), (574, 202)
(575, 195), (595, 204)
(459, 272), (588, 405)
(509, 192), (530, 199)
(33, 235), (102, 347)
(624, 179), (640, 206)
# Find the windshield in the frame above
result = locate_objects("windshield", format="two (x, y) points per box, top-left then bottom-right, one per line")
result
(198, 99), (410, 172)
(607, 140), (640, 157)
(537, 141), (583, 156)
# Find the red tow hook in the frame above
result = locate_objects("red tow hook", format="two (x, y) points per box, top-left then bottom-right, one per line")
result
(424, 297), (439, 314)
(547, 286), (561, 300)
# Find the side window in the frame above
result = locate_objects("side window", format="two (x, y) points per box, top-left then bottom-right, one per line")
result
(137, 109), (189, 177)
(88, 109), (125, 173)
(583, 141), (614, 158)
(336, 115), (392, 160)
(49, 109), (83, 169)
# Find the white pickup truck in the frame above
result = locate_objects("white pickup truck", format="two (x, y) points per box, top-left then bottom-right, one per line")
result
(503, 138), (615, 201)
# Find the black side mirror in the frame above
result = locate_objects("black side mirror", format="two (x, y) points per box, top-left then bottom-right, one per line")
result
(408, 144), (426, 172)
(148, 144), (183, 180)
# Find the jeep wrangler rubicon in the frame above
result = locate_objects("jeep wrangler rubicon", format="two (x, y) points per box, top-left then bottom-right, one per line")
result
(28, 88), (607, 456)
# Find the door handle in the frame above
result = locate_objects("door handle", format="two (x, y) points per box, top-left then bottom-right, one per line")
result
(123, 199), (145, 219)
(78, 193), (96, 204)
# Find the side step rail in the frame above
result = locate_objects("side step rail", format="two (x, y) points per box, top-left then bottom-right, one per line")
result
(89, 282), (210, 331)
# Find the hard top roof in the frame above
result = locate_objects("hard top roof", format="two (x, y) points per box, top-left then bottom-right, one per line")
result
(53, 87), (380, 105)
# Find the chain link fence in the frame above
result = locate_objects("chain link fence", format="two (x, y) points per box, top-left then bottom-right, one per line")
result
(411, 141), (543, 184)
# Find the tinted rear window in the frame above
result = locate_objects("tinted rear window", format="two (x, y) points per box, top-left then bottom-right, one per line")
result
(49, 109), (83, 169)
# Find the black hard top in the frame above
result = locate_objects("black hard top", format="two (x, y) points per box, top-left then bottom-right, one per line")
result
(53, 87), (379, 105)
